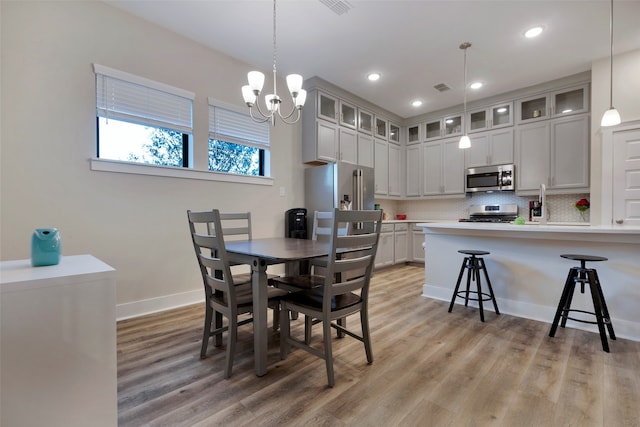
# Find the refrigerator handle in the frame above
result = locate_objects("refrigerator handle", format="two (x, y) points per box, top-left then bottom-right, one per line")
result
(354, 169), (363, 229)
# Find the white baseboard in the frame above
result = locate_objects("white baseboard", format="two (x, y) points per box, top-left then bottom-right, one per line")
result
(422, 283), (640, 343)
(116, 289), (201, 321)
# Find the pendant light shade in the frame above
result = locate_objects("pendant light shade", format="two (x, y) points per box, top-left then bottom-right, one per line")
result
(459, 42), (472, 149)
(459, 135), (471, 149)
(601, 108), (621, 127)
(601, 0), (621, 127)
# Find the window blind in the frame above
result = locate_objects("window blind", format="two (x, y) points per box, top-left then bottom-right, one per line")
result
(94, 64), (194, 134)
(208, 99), (270, 149)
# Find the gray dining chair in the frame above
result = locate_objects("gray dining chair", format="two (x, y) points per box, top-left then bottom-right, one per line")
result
(187, 209), (287, 378)
(271, 210), (350, 342)
(278, 209), (382, 387)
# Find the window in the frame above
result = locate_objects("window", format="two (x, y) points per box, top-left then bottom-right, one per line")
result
(94, 64), (194, 168)
(208, 99), (269, 177)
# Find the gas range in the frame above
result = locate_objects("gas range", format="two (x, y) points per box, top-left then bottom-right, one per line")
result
(459, 204), (518, 223)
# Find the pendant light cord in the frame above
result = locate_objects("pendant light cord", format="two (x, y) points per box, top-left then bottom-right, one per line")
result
(608, 0), (614, 109)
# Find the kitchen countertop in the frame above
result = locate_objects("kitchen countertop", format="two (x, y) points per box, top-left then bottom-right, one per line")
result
(417, 221), (640, 244)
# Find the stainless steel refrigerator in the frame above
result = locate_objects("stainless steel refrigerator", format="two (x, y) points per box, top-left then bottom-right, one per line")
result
(305, 161), (375, 234)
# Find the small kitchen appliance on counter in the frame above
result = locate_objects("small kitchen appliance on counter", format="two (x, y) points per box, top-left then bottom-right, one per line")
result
(459, 204), (518, 223)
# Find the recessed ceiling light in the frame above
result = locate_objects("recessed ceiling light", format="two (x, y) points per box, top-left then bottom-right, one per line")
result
(367, 72), (381, 82)
(470, 82), (483, 89)
(411, 100), (423, 107)
(524, 26), (543, 38)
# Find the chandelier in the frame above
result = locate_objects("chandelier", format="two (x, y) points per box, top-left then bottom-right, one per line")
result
(458, 42), (472, 149)
(241, 0), (306, 126)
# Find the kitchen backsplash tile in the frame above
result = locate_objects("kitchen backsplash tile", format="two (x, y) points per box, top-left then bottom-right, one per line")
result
(379, 193), (591, 223)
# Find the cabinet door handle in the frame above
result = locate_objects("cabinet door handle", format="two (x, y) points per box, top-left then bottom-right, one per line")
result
(616, 219), (624, 224)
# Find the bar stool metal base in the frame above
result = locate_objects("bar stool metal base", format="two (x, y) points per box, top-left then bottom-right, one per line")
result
(448, 250), (500, 322)
(549, 254), (616, 352)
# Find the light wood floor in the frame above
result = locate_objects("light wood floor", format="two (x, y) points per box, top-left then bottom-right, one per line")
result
(117, 265), (640, 427)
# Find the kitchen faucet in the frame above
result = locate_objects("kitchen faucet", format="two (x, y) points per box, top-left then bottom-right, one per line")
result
(533, 183), (547, 224)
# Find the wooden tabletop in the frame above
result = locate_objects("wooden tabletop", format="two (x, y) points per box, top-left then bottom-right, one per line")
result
(225, 237), (330, 262)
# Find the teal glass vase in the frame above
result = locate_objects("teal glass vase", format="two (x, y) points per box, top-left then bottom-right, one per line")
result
(31, 228), (61, 267)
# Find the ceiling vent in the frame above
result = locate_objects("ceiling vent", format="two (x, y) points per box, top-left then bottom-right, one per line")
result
(319, 0), (353, 15)
(433, 83), (451, 92)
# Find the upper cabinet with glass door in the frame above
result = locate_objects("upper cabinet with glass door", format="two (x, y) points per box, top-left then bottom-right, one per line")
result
(358, 108), (373, 135)
(407, 124), (421, 144)
(444, 114), (463, 137)
(340, 100), (357, 129)
(389, 122), (401, 144)
(424, 113), (463, 141)
(517, 84), (588, 123)
(551, 85), (589, 117)
(375, 116), (387, 139)
(317, 91), (338, 123)
(468, 102), (513, 134)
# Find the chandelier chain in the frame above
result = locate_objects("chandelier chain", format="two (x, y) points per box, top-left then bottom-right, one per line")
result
(272, 0), (277, 75)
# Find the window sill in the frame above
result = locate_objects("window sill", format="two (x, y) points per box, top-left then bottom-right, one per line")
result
(90, 158), (273, 186)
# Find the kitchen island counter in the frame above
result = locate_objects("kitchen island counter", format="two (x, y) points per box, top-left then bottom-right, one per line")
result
(419, 222), (640, 341)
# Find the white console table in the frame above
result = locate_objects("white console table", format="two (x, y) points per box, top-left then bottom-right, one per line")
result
(1, 255), (117, 427)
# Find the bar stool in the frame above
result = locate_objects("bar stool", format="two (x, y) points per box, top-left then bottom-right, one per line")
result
(448, 250), (500, 322)
(549, 254), (616, 352)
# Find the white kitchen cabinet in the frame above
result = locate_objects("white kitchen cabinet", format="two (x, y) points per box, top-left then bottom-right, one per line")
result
(425, 118), (442, 141)
(389, 122), (401, 144)
(340, 100), (357, 129)
(468, 102), (513, 133)
(515, 121), (549, 191)
(466, 128), (514, 168)
(405, 144), (422, 197)
(317, 90), (338, 123)
(394, 223), (408, 263)
(374, 138), (389, 195)
(411, 225), (425, 263)
(550, 114), (589, 190)
(423, 141), (443, 195)
(423, 138), (465, 196)
(375, 224), (394, 269)
(516, 114), (589, 193)
(303, 118), (339, 164)
(424, 113), (464, 141)
(375, 116), (387, 139)
(388, 143), (402, 196)
(517, 84), (589, 124)
(407, 124), (421, 144)
(357, 133), (374, 168)
(338, 127), (357, 164)
(358, 108), (373, 135)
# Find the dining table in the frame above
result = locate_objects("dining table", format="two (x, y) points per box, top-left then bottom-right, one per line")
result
(224, 237), (331, 377)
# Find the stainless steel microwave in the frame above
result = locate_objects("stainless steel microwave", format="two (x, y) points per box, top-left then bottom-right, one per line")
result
(465, 164), (515, 192)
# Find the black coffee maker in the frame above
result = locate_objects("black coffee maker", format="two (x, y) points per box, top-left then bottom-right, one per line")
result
(529, 201), (542, 221)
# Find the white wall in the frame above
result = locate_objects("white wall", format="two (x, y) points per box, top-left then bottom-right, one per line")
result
(590, 48), (640, 225)
(0, 1), (306, 316)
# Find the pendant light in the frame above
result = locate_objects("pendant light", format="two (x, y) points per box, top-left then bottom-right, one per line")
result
(601, 0), (621, 127)
(241, 0), (306, 126)
(459, 42), (472, 149)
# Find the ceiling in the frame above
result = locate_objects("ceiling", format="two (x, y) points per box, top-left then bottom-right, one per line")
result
(104, 0), (640, 119)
